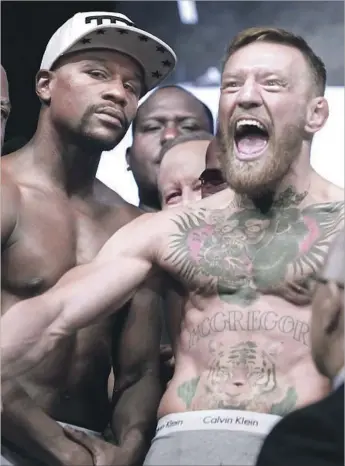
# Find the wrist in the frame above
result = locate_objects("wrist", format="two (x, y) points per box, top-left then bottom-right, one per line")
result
(47, 436), (80, 462)
(120, 430), (146, 463)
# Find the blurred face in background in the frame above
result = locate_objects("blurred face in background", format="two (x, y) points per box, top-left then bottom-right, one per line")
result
(158, 139), (209, 209)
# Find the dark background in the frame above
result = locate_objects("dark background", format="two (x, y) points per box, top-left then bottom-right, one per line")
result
(2, 1), (344, 143)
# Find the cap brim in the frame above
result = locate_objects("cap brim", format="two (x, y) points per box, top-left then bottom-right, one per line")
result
(58, 23), (177, 94)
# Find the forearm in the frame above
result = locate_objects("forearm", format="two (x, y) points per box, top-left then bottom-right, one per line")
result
(2, 381), (77, 465)
(111, 371), (161, 464)
(1, 297), (62, 380)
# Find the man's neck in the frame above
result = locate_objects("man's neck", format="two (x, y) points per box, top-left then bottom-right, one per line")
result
(25, 117), (103, 194)
(233, 157), (313, 213)
(138, 189), (161, 212)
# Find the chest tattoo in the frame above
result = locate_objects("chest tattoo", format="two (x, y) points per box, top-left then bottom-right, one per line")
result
(165, 193), (344, 306)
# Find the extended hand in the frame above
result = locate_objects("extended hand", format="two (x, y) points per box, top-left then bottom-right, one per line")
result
(64, 426), (130, 466)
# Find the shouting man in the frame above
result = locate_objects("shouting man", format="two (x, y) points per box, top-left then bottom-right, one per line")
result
(2, 27), (344, 465)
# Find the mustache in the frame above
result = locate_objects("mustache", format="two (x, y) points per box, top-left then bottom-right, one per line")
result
(87, 104), (129, 129)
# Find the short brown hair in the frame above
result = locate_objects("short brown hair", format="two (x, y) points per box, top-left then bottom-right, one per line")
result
(222, 27), (326, 96)
(159, 130), (213, 163)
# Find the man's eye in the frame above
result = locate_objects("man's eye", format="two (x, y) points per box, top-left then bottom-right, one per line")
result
(264, 79), (284, 89)
(142, 125), (160, 132)
(124, 83), (140, 97)
(181, 124), (199, 131)
(222, 81), (240, 91)
(87, 70), (107, 79)
(165, 192), (180, 204)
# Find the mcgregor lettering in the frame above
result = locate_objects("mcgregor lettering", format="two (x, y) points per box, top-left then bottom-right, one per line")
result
(187, 310), (309, 348)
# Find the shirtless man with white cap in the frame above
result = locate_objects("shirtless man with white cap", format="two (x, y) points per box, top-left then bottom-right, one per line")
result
(1, 11), (175, 466)
(2, 27), (344, 465)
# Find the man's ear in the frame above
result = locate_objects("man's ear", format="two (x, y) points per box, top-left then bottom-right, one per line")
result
(35, 70), (55, 105)
(305, 96), (329, 135)
(125, 147), (132, 171)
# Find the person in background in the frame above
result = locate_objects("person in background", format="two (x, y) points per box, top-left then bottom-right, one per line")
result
(200, 130), (228, 198)
(1, 64), (11, 153)
(256, 229), (344, 466)
(158, 130), (213, 209)
(126, 85), (214, 212)
(1, 11), (175, 466)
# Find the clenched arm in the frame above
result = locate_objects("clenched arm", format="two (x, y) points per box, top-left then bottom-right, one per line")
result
(111, 273), (163, 465)
(1, 212), (162, 380)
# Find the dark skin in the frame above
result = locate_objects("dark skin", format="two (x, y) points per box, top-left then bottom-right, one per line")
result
(1, 64), (11, 152)
(1, 49), (161, 466)
(126, 86), (213, 212)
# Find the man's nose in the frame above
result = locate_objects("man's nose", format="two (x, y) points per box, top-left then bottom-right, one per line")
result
(160, 125), (179, 145)
(102, 79), (127, 107)
(236, 78), (263, 110)
(181, 187), (202, 206)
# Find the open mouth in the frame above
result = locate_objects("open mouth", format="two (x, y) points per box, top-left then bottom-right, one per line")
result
(234, 119), (269, 160)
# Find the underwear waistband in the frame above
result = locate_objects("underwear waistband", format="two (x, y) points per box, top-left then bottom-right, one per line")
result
(155, 410), (282, 439)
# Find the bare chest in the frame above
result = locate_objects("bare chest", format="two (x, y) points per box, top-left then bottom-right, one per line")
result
(1, 192), (120, 397)
(163, 201), (344, 307)
(2, 195), (113, 301)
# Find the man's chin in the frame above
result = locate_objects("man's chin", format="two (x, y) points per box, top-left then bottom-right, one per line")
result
(82, 134), (123, 153)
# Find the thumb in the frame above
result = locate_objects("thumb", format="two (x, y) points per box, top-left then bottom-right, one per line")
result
(64, 427), (96, 454)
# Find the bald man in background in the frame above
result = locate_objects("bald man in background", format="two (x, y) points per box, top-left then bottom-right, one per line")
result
(256, 230), (345, 466)
(158, 131), (212, 209)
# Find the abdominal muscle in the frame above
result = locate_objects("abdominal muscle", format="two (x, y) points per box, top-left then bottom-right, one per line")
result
(158, 295), (330, 419)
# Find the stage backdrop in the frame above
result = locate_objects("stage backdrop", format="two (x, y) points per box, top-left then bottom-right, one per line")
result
(97, 86), (344, 206)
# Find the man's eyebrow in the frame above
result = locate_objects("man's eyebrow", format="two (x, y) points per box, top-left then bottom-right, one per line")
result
(82, 57), (143, 82)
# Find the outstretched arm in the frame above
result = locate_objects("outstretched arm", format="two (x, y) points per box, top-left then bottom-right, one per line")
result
(1, 213), (160, 380)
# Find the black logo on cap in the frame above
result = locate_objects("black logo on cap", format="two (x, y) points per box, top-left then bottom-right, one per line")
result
(85, 15), (135, 27)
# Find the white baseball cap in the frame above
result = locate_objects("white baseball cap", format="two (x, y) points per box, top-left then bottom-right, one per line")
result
(40, 11), (177, 94)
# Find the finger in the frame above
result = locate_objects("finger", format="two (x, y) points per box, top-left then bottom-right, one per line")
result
(64, 427), (95, 453)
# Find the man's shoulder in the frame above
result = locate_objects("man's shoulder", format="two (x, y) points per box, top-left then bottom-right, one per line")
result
(1, 163), (21, 203)
(310, 171), (344, 204)
(94, 179), (142, 221)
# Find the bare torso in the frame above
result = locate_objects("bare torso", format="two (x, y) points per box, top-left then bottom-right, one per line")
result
(1, 153), (139, 431)
(157, 180), (344, 418)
